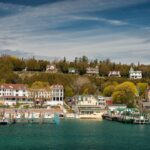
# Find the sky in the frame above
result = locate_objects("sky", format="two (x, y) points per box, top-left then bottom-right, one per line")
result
(0, 0), (150, 64)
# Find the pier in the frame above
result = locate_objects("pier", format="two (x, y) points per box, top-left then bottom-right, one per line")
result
(102, 108), (150, 124)
(0, 108), (63, 124)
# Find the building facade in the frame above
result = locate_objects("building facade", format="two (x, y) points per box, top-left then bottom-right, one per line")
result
(0, 84), (28, 106)
(108, 71), (121, 77)
(29, 84), (64, 106)
(72, 95), (102, 114)
(46, 64), (58, 73)
(47, 85), (64, 106)
(129, 67), (142, 79)
(86, 66), (99, 76)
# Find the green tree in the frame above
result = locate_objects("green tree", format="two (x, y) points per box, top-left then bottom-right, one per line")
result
(65, 86), (74, 97)
(103, 85), (116, 97)
(112, 81), (138, 107)
(137, 83), (148, 98)
(31, 81), (50, 89)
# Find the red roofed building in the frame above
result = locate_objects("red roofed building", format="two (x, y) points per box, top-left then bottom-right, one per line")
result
(0, 84), (28, 106)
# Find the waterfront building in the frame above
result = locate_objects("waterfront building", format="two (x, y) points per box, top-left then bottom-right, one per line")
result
(97, 96), (106, 109)
(105, 97), (113, 106)
(0, 84), (28, 106)
(86, 66), (99, 76)
(129, 67), (142, 79)
(46, 64), (58, 73)
(142, 87), (150, 110)
(29, 84), (64, 106)
(46, 85), (64, 106)
(147, 87), (150, 101)
(142, 102), (150, 110)
(108, 71), (121, 77)
(72, 95), (102, 114)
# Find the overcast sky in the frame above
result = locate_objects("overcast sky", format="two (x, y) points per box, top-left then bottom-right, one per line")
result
(0, 0), (150, 63)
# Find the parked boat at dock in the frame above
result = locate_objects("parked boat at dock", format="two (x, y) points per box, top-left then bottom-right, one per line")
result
(102, 108), (150, 124)
(0, 118), (9, 125)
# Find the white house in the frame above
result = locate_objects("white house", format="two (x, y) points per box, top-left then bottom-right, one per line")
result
(0, 84), (28, 106)
(86, 66), (99, 76)
(46, 64), (58, 73)
(129, 67), (142, 79)
(97, 96), (106, 109)
(108, 71), (121, 77)
(46, 85), (64, 106)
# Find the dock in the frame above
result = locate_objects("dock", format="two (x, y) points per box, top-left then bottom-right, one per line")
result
(102, 108), (150, 124)
(0, 108), (63, 124)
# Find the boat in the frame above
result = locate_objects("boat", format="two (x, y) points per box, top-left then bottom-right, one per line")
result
(102, 113), (113, 121)
(59, 113), (64, 119)
(0, 118), (9, 125)
(133, 116), (149, 124)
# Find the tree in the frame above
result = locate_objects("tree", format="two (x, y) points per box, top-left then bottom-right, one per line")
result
(73, 77), (90, 94)
(65, 86), (74, 97)
(81, 83), (96, 95)
(31, 81), (50, 89)
(137, 83), (148, 98)
(26, 58), (40, 71)
(112, 81), (138, 107)
(103, 85), (116, 97)
(99, 64), (109, 76)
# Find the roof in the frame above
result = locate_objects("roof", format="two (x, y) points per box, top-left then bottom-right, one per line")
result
(1, 96), (27, 99)
(130, 67), (134, 72)
(0, 84), (27, 90)
(50, 84), (64, 89)
(108, 104), (127, 107)
(68, 67), (75, 70)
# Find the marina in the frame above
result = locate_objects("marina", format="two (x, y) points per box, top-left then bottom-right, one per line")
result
(102, 108), (150, 124)
(0, 108), (62, 125)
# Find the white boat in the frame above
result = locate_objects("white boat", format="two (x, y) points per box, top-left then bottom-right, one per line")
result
(0, 118), (9, 125)
(133, 116), (149, 124)
(16, 113), (21, 119)
(44, 113), (54, 119)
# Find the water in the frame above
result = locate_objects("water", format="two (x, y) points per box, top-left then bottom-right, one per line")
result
(0, 120), (150, 150)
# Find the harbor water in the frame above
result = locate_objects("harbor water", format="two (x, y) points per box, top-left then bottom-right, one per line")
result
(0, 120), (150, 150)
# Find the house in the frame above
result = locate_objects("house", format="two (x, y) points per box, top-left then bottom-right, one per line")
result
(28, 88), (51, 105)
(147, 87), (150, 101)
(142, 102), (150, 110)
(142, 88), (150, 110)
(108, 71), (121, 77)
(29, 84), (64, 106)
(46, 64), (58, 73)
(86, 66), (99, 76)
(97, 96), (106, 109)
(72, 95), (102, 115)
(68, 67), (77, 74)
(0, 84), (28, 106)
(46, 85), (64, 106)
(129, 67), (142, 79)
